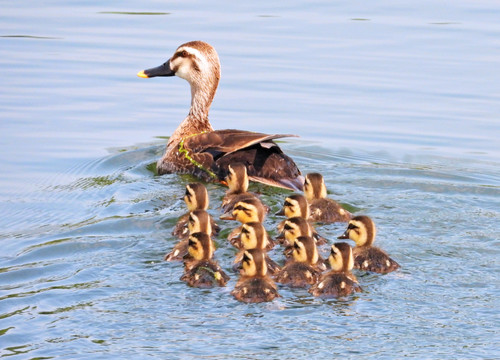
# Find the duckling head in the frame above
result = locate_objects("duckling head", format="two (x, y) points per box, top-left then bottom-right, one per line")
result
(231, 198), (265, 224)
(292, 236), (319, 265)
(278, 194), (310, 219)
(304, 173), (327, 201)
(241, 249), (267, 277)
(184, 183), (209, 211)
(138, 41), (220, 120)
(283, 216), (312, 246)
(240, 222), (269, 250)
(187, 209), (212, 235)
(338, 215), (376, 247)
(328, 242), (354, 272)
(188, 232), (214, 261)
(226, 163), (249, 194)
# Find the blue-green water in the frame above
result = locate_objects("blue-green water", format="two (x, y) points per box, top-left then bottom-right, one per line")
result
(1, 1), (499, 359)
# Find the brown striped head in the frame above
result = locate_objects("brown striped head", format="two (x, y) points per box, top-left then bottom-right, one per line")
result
(138, 41), (220, 119)
(338, 215), (376, 247)
(283, 216), (312, 246)
(184, 183), (209, 211)
(280, 194), (310, 219)
(293, 236), (319, 265)
(328, 242), (354, 272)
(304, 173), (327, 201)
(187, 209), (212, 235)
(188, 232), (214, 261)
(226, 163), (249, 194)
(241, 249), (267, 277)
(232, 198), (266, 224)
(240, 222), (269, 250)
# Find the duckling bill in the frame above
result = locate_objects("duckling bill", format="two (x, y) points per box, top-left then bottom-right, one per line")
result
(138, 40), (303, 191)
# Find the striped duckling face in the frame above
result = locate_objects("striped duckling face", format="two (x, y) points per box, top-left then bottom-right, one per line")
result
(232, 198), (266, 224)
(226, 163), (249, 194)
(187, 209), (213, 235)
(328, 242), (354, 272)
(283, 217), (312, 246)
(188, 232), (214, 261)
(280, 194), (310, 219)
(303, 173), (327, 202)
(292, 236), (319, 265)
(240, 222), (269, 250)
(184, 183), (209, 211)
(241, 249), (267, 277)
(338, 215), (376, 247)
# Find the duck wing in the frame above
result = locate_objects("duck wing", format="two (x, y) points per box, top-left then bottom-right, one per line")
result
(183, 129), (303, 191)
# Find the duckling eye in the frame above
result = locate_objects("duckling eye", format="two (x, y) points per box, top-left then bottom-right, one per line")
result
(188, 216), (195, 223)
(241, 227), (249, 235)
(347, 223), (358, 230)
(284, 201), (292, 207)
(188, 239), (196, 247)
(284, 224), (292, 231)
(179, 50), (188, 57)
(293, 242), (301, 250)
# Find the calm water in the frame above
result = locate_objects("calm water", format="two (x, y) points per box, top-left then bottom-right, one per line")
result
(1, 1), (499, 359)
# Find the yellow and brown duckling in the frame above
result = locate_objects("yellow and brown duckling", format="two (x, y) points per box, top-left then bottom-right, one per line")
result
(222, 197), (267, 243)
(221, 163), (268, 213)
(338, 215), (400, 274)
(138, 40), (303, 191)
(309, 242), (362, 297)
(276, 194), (327, 245)
(274, 236), (323, 288)
(231, 249), (280, 303)
(180, 232), (229, 288)
(303, 173), (352, 223)
(232, 222), (280, 275)
(280, 217), (328, 261)
(165, 209), (214, 261)
(172, 183), (219, 238)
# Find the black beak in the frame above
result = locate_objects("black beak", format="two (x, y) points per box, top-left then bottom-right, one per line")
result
(275, 208), (285, 216)
(137, 59), (175, 78)
(337, 230), (349, 239)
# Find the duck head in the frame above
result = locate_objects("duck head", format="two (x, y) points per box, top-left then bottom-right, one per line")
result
(338, 215), (376, 247)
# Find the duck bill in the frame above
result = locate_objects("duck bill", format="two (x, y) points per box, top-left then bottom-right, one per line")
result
(137, 59), (175, 78)
(337, 230), (349, 240)
(219, 212), (236, 221)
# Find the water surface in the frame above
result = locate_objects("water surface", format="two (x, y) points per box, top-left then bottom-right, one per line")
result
(1, 1), (499, 359)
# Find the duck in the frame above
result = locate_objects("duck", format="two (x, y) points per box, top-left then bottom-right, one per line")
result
(338, 215), (400, 274)
(303, 173), (352, 223)
(231, 249), (280, 303)
(221, 163), (268, 213)
(137, 40), (303, 191)
(276, 193), (327, 245)
(180, 232), (229, 287)
(309, 242), (362, 297)
(274, 236), (323, 287)
(232, 222), (280, 275)
(221, 197), (267, 243)
(165, 209), (214, 261)
(172, 182), (219, 238)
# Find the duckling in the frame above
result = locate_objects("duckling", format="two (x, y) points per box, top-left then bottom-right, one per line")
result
(165, 209), (213, 261)
(274, 236), (323, 287)
(276, 194), (327, 245)
(338, 215), (400, 274)
(231, 249), (280, 303)
(303, 173), (352, 223)
(222, 197), (267, 243)
(232, 222), (280, 274)
(138, 40), (303, 191)
(180, 232), (229, 287)
(309, 242), (362, 297)
(172, 183), (220, 238)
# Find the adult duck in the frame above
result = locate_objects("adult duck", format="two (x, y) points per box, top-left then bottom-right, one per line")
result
(138, 40), (303, 191)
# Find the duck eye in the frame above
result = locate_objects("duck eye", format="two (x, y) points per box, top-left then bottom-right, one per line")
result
(189, 216), (195, 223)
(188, 239), (196, 247)
(293, 242), (301, 250)
(284, 201), (292, 207)
(241, 227), (249, 235)
(179, 50), (188, 57)
(347, 223), (357, 230)
(284, 224), (292, 231)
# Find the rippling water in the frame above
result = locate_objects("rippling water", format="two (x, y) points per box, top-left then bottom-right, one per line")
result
(1, 1), (499, 359)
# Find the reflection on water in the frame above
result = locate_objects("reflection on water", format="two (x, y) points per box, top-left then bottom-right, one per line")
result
(1, 0), (499, 359)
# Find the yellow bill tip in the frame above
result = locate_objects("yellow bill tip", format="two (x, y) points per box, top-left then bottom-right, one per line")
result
(137, 70), (149, 78)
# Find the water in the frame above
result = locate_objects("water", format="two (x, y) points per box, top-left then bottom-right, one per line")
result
(1, 1), (499, 358)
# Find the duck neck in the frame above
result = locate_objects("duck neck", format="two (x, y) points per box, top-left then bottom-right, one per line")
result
(168, 80), (217, 147)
